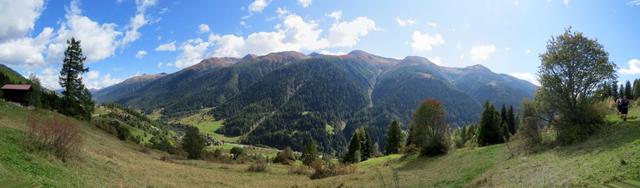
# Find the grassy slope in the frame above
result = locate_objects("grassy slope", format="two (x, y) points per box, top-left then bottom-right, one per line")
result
(2, 100), (640, 187)
(174, 108), (238, 143)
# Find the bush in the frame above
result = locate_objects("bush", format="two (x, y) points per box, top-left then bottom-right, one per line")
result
(288, 163), (313, 175)
(402, 144), (419, 155)
(115, 124), (131, 141)
(247, 160), (269, 172)
(273, 147), (296, 164)
(309, 158), (356, 179)
(28, 117), (82, 162)
(555, 103), (606, 144)
(230, 146), (245, 160)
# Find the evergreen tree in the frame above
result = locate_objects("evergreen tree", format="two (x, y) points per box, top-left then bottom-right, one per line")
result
(634, 79), (640, 100)
(477, 101), (504, 146)
(344, 131), (362, 163)
(620, 84), (625, 98)
(385, 120), (404, 154)
(499, 105), (510, 140)
(59, 38), (94, 120)
(409, 99), (449, 156)
(625, 80), (632, 99)
(612, 81), (619, 99)
(301, 139), (319, 165)
(360, 128), (374, 161)
(507, 106), (517, 135)
(182, 126), (206, 159)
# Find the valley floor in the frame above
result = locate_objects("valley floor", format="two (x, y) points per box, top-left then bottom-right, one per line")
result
(1, 101), (640, 187)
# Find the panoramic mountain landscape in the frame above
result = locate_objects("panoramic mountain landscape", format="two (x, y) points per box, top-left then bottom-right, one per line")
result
(2, 0), (640, 187)
(94, 50), (537, 152)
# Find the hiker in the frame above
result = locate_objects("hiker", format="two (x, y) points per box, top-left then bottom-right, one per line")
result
(616, 98), (623, 116)
(620, 96), (630, 121)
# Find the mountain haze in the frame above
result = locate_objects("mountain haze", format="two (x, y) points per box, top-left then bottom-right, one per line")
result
(94, 50), (537, 151)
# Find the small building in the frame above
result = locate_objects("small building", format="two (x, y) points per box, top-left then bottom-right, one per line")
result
(1, 84), (32, 106)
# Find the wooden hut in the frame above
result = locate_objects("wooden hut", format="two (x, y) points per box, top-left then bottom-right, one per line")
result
(1, 84), (32, 106)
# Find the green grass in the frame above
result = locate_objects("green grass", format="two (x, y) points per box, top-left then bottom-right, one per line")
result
(175, 108), (239, 143)
(4, 100), (640, 187)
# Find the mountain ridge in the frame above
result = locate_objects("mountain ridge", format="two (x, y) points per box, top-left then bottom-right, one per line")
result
(93, 50), (537, 151)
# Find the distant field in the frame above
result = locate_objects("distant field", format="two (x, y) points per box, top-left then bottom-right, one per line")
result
(173, 108), (239, 143)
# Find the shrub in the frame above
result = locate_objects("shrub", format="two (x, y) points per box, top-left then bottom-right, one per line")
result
(115, 124), (131, 141)
(230, 146), (245, 160)
(214, 148), (224, 158)
(402, 144), (419, 155)
(309, 158), (356, 179)
(273, 147), (296, 164)
(288, 163), (313, 175)
(28, 117), (82, 162)
(247, 160), (269, 172)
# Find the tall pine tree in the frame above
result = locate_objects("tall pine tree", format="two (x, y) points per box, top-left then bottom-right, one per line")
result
(344, 131), (362, 163)
(385, 120), (404, 154)
(59, 38), (94, 120)
(612, 81), (619, 99)
(507, 106), (517, 135)
(625, 80), (632, 99)
(477, 101), (504, 146)
(619, 84), (625, 99)
(301, 139), (319, 165)
(360, 128), (374, 160)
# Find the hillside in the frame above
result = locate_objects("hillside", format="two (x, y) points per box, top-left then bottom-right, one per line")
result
(93, 51), (537, 151)
(2, 100), (640, 187)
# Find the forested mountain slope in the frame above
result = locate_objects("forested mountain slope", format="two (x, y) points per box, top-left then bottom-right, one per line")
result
(94, 50), (537, 151)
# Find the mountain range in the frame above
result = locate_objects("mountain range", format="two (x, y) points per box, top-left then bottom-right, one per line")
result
(93, 50), (537, 152)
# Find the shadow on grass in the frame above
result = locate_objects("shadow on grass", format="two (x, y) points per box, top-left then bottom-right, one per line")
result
(551, 121), (640, 157)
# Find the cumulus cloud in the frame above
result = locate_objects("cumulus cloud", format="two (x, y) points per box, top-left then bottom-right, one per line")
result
(469, 44), (496, 62)
(396, 18), (416, 27)
(620, 59), (640, 74)
(327, 10), (342, 21)
(0, 0), (45, 42)
(198, 24), (210, 33)
(509, 72), (540, 86)
(46, 3), (122, 62)
(427, 22), (438, 28)
(0, 27), (52, 67)
(120, 0), (157, 47)
(174, 39), (210, 68)
(298, 0), (312, 7)
(429, 56), (442, 65)
(82, 70), (123, 89)
(135, 50), (147, 59)
(36, 67), (61, 89)
(327, 17), (377, 48)
(155, 41), (177, 51)
(249, 0), (270, 13)
(411, 31), (444, 52)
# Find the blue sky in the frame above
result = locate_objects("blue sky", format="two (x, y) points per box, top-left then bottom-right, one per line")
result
(1, 0), (639, 89)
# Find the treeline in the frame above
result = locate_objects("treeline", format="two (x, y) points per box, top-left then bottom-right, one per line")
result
(598, 79), (640, 100)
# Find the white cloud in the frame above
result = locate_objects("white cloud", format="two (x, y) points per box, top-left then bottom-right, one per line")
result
(327, 17), (376, 48)
(629, 0), (640, 6)
(47, 6), (122, 62)
(0, 27), (52, 67)
(469, 44), (496, 62)
(37, 67), (60, 89)
(174, 39), (210, 68)
(298, 0), (312, 7)
(327, 10), (342, 21)
(509, 72), (540, 86)
(411, 31), (444, 52)
(525, 49), (532, 54)
(155, 41), (176, 51)
(620, 59), (640, 74)
(119, 0), (157, 47)
(396, 18), (416, 27)
(249, 0), (270, 13)
(135, 50), (147, 59)
(198, 24), (210, 33)
(82, 70), (123, 89)
(0, 0), (45, 42)
(428, 22), (438, 28)
(563, 0), (570, 5)
(429, 56), (442, 65)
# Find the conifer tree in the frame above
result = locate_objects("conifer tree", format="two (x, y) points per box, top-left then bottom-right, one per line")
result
(360, 128), (374, 161)
(634, 79), (640, 100)
(344, 131), (362, 163)
(59, 38), (94, 120)
(620, 84), (625, 98)
(385, 120), (404, 154)
(301, 139), (319, 165)
(477, 101), (504, 146)
(507, 106), (517, 135)
(612, 81), (619, 99)
(182, 126), (206, 159)
(625, 80), (632, 99)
